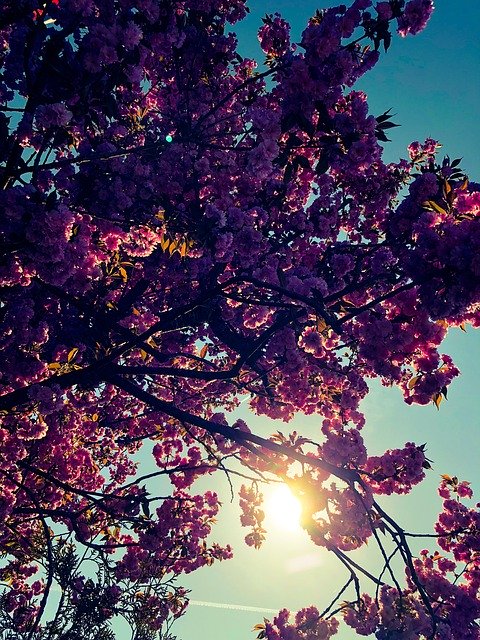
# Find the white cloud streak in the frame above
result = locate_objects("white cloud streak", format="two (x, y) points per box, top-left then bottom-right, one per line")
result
(190, 600), (279, 614)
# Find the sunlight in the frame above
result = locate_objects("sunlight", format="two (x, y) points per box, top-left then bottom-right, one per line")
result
(265, 484), (302, 533)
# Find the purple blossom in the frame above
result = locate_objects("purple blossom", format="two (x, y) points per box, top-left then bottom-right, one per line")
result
(397, 0), (435, 36)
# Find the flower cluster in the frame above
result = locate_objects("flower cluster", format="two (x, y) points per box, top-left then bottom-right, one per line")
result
(263, 607), (338, 640)
(239, 484), (266, 549)
(258, 13), (291, 58)
(397, 0), (435, 37)
(362, 442), (428, 495)
(0, 0), (478, 637)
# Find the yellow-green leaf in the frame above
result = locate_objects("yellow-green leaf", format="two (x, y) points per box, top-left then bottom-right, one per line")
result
(408, 375), (421, 390)
(432, 392), (443, 410)
(160, 237), (170, 252)
(118, 266), (128, 283)
(423, 200), (447, 215)
(48, 362), (61, 370)
(316, 317), (327, 333)
(67, 347), (79, 363)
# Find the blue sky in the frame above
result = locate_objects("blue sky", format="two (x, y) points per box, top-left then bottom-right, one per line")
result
(173, 3), (480, 639)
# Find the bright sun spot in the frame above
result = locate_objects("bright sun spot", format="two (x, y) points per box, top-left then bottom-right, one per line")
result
(265, 484), (302, 533)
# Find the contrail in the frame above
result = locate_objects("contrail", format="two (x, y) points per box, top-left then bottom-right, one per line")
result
(190, 600), (279, 615)
(49, 584), (279, 615)
(48, 582), (279, 614)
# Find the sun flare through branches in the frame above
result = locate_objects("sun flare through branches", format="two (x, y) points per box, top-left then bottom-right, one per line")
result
(265, 485), (303, 534)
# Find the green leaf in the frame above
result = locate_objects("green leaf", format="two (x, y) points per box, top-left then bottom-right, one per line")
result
(379, 121), (400, 130)
(376, 109), (394, 123)
(315, 154), (329, 175)
(284, 162), (293, 183)
(293, 155), (311, 170)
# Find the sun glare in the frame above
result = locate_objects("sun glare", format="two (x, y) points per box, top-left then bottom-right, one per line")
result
(265, 484), (302, 533)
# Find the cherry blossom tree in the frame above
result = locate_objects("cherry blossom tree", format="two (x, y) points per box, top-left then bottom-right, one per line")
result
(0, 0), (479, 638)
